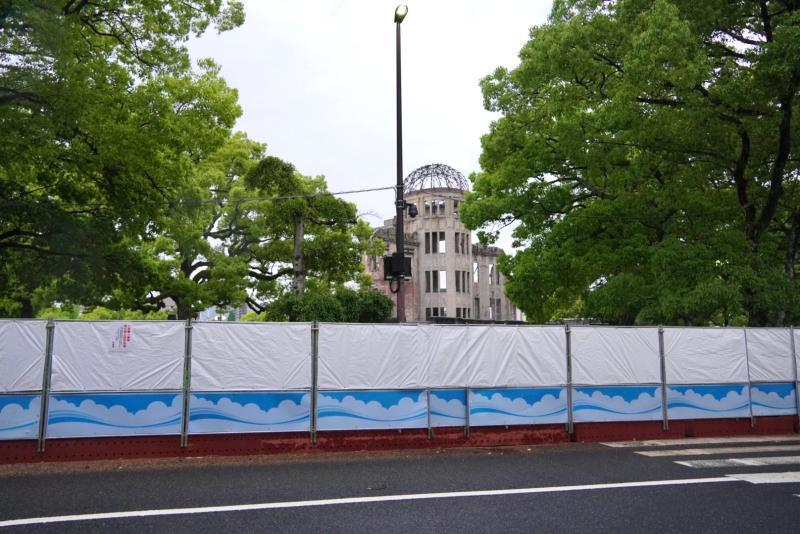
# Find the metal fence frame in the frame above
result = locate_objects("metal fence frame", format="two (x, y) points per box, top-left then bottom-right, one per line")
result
(0, 320), (795, 452)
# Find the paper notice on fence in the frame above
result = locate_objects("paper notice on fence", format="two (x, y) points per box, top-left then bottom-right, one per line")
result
(110, 324), (133, 352)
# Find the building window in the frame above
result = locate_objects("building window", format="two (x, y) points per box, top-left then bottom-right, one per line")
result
(440, 307), (447, 317)
(473, 262), (479, 283)
(438, 231), (446, 254)
(453, 200), (460, 214)
(425, 232), (430, 254)
(461, 233), (466, 255)
(432, 307), (439, 317)
(454, 232), (459, 254)
(425, 271), (431, 293)
(430, 199), (446, 216)
(425, 307), (431, 320)
(489, 264), (494, 285)
(438, 270), (447, 292)
(424, 201), (432, 216)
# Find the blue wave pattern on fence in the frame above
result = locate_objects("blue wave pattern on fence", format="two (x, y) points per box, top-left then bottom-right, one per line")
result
(430, 389), (467, 427)
(573, 386), (662, 422)
(47, 393), (182, 438)
(189, 392), (310, 434)
(469, 388), (567, 426)
(667, 385), (750, 420)
(0, 395), (40, 440)
(317, 390), (427, 430)
(750, 383), (797, 416)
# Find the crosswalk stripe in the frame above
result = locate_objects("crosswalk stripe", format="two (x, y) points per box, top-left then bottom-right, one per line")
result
(637, 445), (800, 457)
(676, 456), (800, 468)
(726, 471), (800, 484)
(603, 435), (800, 448)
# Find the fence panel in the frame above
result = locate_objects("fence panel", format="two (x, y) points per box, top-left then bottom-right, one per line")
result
(466, 326), (565, 387)
(663, 328), (749, 420)
(191, 322), (311, 391)
(416, 325), (471, 388)
(318, 323), (422, 389)
(0, 320), (46, 393)
(572, 327), (660, 385)
(466, 326), (567, 426)
(50, 321), (184, 391)
(745, 328), (793, 382)
(188, 322), (312, 434)
(571, 327), (662, 422)
(47, 321), (184, 438)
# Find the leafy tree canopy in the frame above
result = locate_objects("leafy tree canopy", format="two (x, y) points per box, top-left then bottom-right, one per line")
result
(1, 0), (244, 316)
(462, 0), (800, 326)
(249, 282), (394, 323)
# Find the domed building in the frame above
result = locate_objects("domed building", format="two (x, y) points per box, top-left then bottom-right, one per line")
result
(365, 163), (522, 323)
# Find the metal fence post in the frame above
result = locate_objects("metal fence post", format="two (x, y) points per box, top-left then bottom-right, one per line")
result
(565, 324), (573, 435)
(426, 388), (432, 440)
(36, 319), (55, 453)
(791, 326), (800, 430)
(743, 327), (755, 428)
(180, 318), (193, 448)
(310, 321), (319, 444)
(464, 322), (470, 439)
(658, 326), (669, 431)
(465, 386), (471, 439)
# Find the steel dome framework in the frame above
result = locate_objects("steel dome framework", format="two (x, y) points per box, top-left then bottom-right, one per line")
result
(404, 163), (468, 193)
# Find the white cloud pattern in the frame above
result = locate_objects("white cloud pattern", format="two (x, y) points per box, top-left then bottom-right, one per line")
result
(573, 389), (662, 423)
(47, 395), (182, 438)
(667, 387), (750, 420)
(750, 386), (796, 416)
(317, 393), (427, 431)
(0, 397), (40, 439)
(189, 394), (310, 434)
(469, 390), (567, 426)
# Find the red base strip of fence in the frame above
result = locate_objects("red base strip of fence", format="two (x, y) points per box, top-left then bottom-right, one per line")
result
(571, 416), (798, 442)
(1, 417), (797, 464)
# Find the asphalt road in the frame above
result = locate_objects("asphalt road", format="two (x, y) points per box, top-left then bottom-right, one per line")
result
(2, 435), (800, 533)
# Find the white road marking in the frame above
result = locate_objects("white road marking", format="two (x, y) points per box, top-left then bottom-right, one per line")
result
(676, 456), (800, 468)
(603, 435), (800, 448)
(637, 445), (800, 457)
(0, 477), (737, 528)
(726, 471), (800, 484)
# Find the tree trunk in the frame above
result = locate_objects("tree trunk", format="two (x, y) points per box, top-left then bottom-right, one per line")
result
(778, 213), (800, 326)
(19, 297), (34, 318)
(291, 215), (305, 294)
(176, 299), (193, 321)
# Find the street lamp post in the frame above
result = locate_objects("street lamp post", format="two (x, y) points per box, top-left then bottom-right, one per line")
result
(393, 5), (408, 322)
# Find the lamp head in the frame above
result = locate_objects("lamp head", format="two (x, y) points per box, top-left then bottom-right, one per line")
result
(394, 5), (408, 23)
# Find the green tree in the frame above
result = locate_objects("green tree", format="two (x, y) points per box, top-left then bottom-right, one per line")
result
(0, 1), (244, 316)
(462, 0), (800, 326)
(133, 132), (263, 319)
(262, 282), (394, 323)
(237, 159), (376, 311)
(132, 142), (385, 320)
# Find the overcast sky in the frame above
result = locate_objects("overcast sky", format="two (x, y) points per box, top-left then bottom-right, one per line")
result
(189, 1), (552, 250)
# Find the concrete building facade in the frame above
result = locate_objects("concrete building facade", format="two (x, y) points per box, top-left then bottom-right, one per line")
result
(365, 164), (521, 323)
